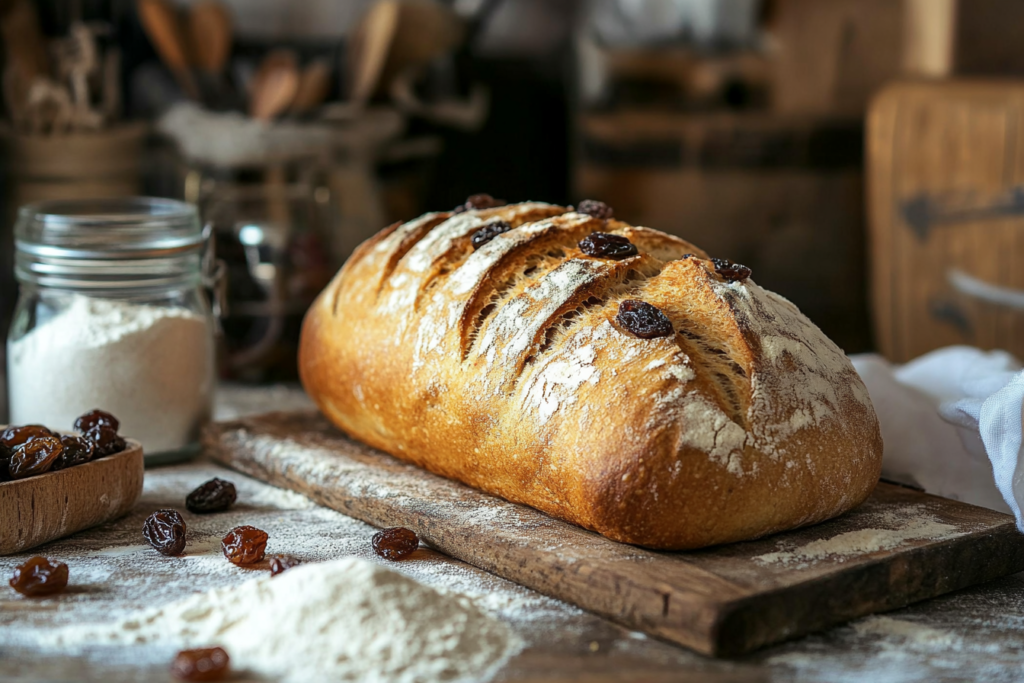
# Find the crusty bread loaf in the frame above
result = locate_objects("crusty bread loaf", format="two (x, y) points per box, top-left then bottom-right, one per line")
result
(299, 199), (882, 549)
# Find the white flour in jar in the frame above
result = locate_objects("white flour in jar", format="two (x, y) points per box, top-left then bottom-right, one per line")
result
(7, 295), (213, 453)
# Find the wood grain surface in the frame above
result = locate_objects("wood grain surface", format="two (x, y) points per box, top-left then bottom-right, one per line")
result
(0, 441), (144, 555)
(203, 411), (1024, 656)
(868, 80), (1024, 362)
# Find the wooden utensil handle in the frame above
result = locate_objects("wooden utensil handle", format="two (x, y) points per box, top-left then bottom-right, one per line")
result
(948, 268), (1024, 311)
(172, 66), (200, 100)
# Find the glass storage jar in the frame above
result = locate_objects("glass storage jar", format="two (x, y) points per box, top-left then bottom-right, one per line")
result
(7, 198), (217, 464)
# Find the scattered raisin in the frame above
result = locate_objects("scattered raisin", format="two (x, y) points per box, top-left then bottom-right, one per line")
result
(9, 556), (69, 597)
(452, 193), (505, 214)
(73, 409), (120, 434)
(52, 435), (95, 471)
(1, 424), (54, 449)
(84, 425), (126, 458)
(143, 509), (187, 556)
(711, 257), (752, 282)
(579, 232), (638, 259)
(9, 436), (64, 480)
(186, 478), (237, 514)
(682, 253), (695, 259)
(616, 300), (674, 339)
(471, 220), (512, 250)
(372, 527), (419, 561)
(269, 554), (302, 577)
(577, 199), (613, 220)
(170, 647), (230, 681)
(222, 526), (268, 566)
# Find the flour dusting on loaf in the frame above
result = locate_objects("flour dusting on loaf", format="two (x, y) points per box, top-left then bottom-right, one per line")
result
(301, 198), (883, 549)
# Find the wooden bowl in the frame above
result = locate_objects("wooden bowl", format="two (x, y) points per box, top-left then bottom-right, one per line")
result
(0, 440), (144, 555)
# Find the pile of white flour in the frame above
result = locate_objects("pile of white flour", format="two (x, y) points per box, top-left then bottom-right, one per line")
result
(7, 295), (212, 454)
(41, 557), (517, 683)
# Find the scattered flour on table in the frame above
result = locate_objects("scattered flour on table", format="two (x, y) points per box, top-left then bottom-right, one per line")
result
(38, 557), (518, 683)
(766, 615), (1010, 682)
(753, 507), (963, 567)
(213, 383), (315, 421)
(852, 616), (962, 650)
(239, 481), (320, 510)
(7, 294), (212, 454)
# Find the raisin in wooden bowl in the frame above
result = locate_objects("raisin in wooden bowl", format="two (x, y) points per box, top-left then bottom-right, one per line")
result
(0, 431), (144, 555)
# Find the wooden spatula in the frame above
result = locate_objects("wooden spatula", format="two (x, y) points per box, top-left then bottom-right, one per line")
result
(188, 0), (231, 73)
(137, 0), (199, 101)
(290, 58), (331, 115)
(249, 49), (299, 121)
(188, 0), (233, 108)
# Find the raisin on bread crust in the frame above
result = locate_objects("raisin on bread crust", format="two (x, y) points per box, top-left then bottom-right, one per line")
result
(300, 201), (882, 549)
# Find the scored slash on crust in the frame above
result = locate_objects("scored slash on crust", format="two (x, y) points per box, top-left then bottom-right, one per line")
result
(351, 201), (752, 426)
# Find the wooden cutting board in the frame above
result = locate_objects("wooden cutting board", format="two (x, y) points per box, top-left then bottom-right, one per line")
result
(203, 411), (1024, 657)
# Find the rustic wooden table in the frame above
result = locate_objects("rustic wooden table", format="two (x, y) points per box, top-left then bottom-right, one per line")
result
(3, 385), (1024, 682)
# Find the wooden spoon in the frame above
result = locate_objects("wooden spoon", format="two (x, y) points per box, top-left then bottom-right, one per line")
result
(188, 0), (231, 73)
(0, 440), (144, 555)
(347, 0), (463, 105)
(290, 58), (331, 115)
(137, 0), (199, 100)
(188, 0), (233, 108)
(1, 0), (48, 79)
(346, 0), (400, 105)
(1, 0), (49, 126)
(249, 49), (299, 121)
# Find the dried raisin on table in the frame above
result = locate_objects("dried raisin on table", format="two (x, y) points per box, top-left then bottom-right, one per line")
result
(710, 257), (752, 282)
(615, 300), (674, 339)
(579, 232), (638, 259)
(576, 199), (614, 220)
(73, 409), (120, 434)
(52, 435), (95, 471)
(269, 554), (302, 577)
(9, 556), (69, 597)
(222, 526), (268, 566)
(372, 527), (419, 561)
(470, 220), (512, 250)
(186, 478), (237, 514)
(143, 509), (187, 556)
(452, 193), (506, 214)
(1, 424), (54, 449)
(9, 436), (64, 480)
(84, 425), (126, 458)
(170, 647), (230, 682)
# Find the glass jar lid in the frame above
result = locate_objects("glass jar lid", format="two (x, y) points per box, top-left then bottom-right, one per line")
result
(14, 197), (207, 289)
(16, 197), (202, 260)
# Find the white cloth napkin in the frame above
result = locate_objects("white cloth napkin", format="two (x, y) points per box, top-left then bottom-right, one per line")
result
(850, 347), (1024, 528)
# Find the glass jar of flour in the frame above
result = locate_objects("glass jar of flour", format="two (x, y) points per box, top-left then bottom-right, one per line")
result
(7, 198), (218, 464)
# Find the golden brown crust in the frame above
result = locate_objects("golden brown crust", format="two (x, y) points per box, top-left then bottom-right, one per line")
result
(299, 202), (883, 549)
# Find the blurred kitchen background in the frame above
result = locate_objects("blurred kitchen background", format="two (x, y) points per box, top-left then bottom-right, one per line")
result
(3, 0), (1024, 394)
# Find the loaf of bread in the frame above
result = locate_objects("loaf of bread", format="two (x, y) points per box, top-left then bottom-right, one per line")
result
(299, 198), (882, 549)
